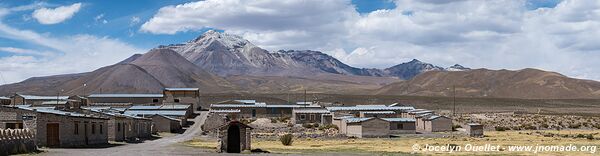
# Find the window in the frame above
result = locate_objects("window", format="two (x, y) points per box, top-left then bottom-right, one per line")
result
(92, 123), (96, 134)
(299, 114), (306, 120)
(117, 123), (121, 131)
(100, 124), (103, 134)
(153, 99), (159, 103)
(310, 114), (315, 121)
(398, 123), (403, 129)
(252, 109), (256, 117)
(174, 99), (180, 103)
(74, 122), (79, 135)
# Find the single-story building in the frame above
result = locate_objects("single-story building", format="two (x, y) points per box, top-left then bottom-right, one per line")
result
(150, 114), (181, 133)
(292, 108), (330, 124)
(406, 110), (434, 119)
(85, 108), (152, 141)
(218, 121), (253, 153)
(466, 123), (484, 137)
(326, 105), (414, 118)
(382, 118), (416, 134)
(416, 114), (452, 133)
(343, 117), (390, 138)
(0, 96), (10, 105)
(124, 104), (191, 126)
(87, 94), (164, 105)
(210, 100), (321, 119)
(0, 106), (109, 147)
(10, 94), (69, 106)
(359, 111), (398, 118)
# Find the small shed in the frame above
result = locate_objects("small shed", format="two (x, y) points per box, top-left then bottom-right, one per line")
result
(466, 123), (484, 137)
(218, 121), (253, 153)
(150, 114), (181, 133)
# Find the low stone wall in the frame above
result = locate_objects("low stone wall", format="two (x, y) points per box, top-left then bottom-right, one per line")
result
(0, 128), (37, 155)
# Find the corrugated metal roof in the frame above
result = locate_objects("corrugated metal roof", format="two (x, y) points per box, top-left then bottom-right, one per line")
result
(361, 111), (395, 114)
(159, 104), (190, 110)
(0, 96), (9, 100)
(128, 105), (161, 110)
(41, 101), (68, 105)
(333, 116), (354, 120)
(164, 88), (199, 91)
(124, 110), (186, 116)
(88, 94), (164, 98)
(382, 118), (416, 122)
(344, 117), (373, 123)
(210, 109), (241, 113)
(410, 110), (433, 114)
(211, 103), (320, 108)
(296, 101), (312, 105)
(18, 94), (68, 100)
(293, 109), (330, 114)
(407, 109), (427, 113)
(235, 100), (256, 104)
(152, 114), (180, 121)
(326, 105), (414, 111)
(12, 106), (107, 119)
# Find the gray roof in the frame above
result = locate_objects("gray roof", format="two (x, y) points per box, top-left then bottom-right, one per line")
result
(125, 110), (187, 117)
(296, 101), (312, 105)
(8, 106), (107, 119)
(211, 104), (320, 108)
(382, 118), (416, 122)
(344, 117), (374, 123)
(209, 109), (241, 113)
(425, 115), (450, 120)
(159, 104), (190, 110)
(88, 94), (163, 98)
(41, 100), (68, 105)
(293, 108), (330, 114)
(333, 116), (354, 120)
(360, 111), (395, 114)
(164, 88), (199, 91)
(151, 114), (180, 121)
(128, 105), (161, 110)
(0, 96), (9, 100)
(326, 105), (414, 111)
(18, 94), (68, 100)
(409, 110), (433, 114)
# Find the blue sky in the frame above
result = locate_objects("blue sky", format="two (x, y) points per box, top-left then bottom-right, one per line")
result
(4, 0), (600, 84)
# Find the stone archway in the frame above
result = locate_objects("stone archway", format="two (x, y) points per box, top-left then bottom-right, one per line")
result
(226, 124), (241, 153)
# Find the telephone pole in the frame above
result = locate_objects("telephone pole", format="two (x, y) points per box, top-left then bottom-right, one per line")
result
(452, 85), (456, 116)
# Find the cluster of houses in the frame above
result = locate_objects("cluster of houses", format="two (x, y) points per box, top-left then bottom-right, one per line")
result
(208, 100), (453, 138)
(0, 88), (199, 147)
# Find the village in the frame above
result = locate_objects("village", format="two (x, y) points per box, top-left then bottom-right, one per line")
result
(1, 88), (599, 155)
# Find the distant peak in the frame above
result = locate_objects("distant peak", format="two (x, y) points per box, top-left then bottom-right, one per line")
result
(447, 64), (471, 71)
(409, 59), (421, 63)
(190, 30), (251, 49)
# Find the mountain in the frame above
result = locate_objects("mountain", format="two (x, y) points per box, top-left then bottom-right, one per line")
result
(0, 49), (235, 95)
(160, 30), (448, 79)
(446, 64), (471, 71)
(382, 59), (445, 80)
(375, 68), (600, 99)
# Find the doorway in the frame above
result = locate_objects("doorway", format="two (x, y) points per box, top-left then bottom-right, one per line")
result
(226, 125), (241, 153)
(46, 123), (60, 147)
(84, 123), (89, 145)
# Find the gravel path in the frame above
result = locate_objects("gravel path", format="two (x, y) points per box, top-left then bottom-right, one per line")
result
(39, 111), (210, 156)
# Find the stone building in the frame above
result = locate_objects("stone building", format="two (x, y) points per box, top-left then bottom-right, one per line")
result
(0, 106), (109, 147)
(150, 114), (182, 133)
(466, 123), (484, 137)
(416, 115), (452, 132)
(0, 96), (10, 105)
(210, 100), (321, 119)
(87, 94), (164, 105)
(124, 104), (191, 126)
(86, 109), (152, 141)
(326, 105), (414, 118)
(382, 118), (416, 134)
(359, 111), (398, 118)
(291, 108), (330, 124)
(163, 88), (200, 111)
(218, 121), (253, 153)
(343, 117), (390, 138)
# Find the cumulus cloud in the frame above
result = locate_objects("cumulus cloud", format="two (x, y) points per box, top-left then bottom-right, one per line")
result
(0, 8), (142, 84)
(138, 0), (600, 80)
(32, 3), (81, 24)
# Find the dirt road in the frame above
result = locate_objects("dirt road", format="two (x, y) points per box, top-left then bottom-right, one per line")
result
(39, 111), (210, 156)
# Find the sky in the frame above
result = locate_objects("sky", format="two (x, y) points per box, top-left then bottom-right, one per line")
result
(1, 0), (599, 84)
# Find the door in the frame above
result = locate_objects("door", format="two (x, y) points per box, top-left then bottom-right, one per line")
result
(46, 123), (60, 147)
(226, 125), (241, 153)
(84, 123), (89, 145)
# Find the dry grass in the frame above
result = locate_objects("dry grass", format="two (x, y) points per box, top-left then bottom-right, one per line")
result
(186, 130), (600, 155)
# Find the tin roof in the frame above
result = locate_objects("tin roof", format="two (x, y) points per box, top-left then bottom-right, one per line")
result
(41, 100), (68, 105)
(0, 96), (9, 100)
(125, 110), (187, 116)
(151, 114), (180, 121)
(296, 101), (312, 105)
(7, 106), (107, 119)
(360, 111), (395, 114)
(210, 109), (241, 113)
(211, 103), (320, 108)
(159, 104), (190, 110)
(344, 117), (374, 123)
(18, 94), (68, 100)
(293, 108), (330, 114)
(164, 88), (199, 91)
(88, 94), (164, 98)
(409, 110), (433, 114)
(128, 105), (161, 110)
(326, 105), (414, 111)
(382, 118), (416, 122)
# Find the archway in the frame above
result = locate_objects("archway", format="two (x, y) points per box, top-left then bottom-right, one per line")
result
(227, 124), (241, 153)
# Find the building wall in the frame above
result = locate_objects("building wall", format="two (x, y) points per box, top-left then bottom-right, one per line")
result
(10, 96), (24, 105)
(321, 115), (332, 125)
(35, 114), (108, 147)
(152, 116), (180, 133)
(163, 91), (199, 111)
(292, 113), (324, 124)
(427, 118), (452, 132)
(345, 123), (362, 138)
(360, 119), (390, 138)
(467, 125), (484, 137)
(0, 99), (11, 105)
(88, 97), (163, 105)
(389, 122), (416, 134)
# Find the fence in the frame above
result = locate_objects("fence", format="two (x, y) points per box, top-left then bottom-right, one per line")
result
(0, 128), (37, 155)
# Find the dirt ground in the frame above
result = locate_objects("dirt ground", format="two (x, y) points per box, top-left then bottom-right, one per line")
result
(186, 130), (600, 155)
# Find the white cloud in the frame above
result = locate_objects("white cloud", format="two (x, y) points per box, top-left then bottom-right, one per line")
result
(129, 16), (140, 26)
(137, 0), (600, 81)
(0, 8), (142, 84)
(32, 3), (82, 24)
